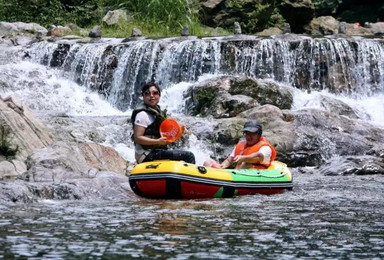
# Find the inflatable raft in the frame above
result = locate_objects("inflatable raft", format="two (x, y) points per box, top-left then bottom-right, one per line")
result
(129, 160), (293, 199)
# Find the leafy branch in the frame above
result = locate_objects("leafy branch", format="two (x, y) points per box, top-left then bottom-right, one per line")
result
(0, 124), (19, 158)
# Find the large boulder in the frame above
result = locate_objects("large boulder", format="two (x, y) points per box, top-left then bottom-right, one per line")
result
(184, 76), (259, 118)
(305, 16), (340, 35)
(185, 74), (384, 169)
(0, 96), (54, 162)
(0, 22), (47, 37)
(48, 25), (73, 37)
(279, 0), (315, 33)
(228, 77), (293, 110)
(344, 23), (373, 36)
(365, 22), (384, 35)
(199, 0), (285, 34)
(25, 141), (127, 183)
(184, 76), (293, 118)
(238, 104), (294, 161)
(103, 9), (128, 26)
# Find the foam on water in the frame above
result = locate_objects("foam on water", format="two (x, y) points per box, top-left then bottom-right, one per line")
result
(0, 61), (129, 117)
(292, 89), (384, 128)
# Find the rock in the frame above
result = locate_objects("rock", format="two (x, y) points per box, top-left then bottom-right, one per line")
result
(319, 156), (384, 175)
(345, 23), (373, 36)
(279, 0), (315, 33)
(234, 22), (242, 35)
(131, 28), (142, 37)
(78, 143), (127, 174)
(182, 26), (190, 36)
(103, 9), (128, 25)
(228, 78), (293, 110)
(200, 0), (286, 34)
(0, 161), (18, 179)
(282, 23), (291, 34)
(25, 141), (91, 183)
(287, 108), (384, 167)
(89, 25), (102, 38)
(257, 27), (283, 37)
(365, 22), (384, 35)
(201, 0), (224, 10)
(121, 28), (145, 42)
(0, 22), (48, 37)
(306, 16), (340, 35)
(0, 159), (27, 180)
(338, 21), (347, 34)
(11, 159), (27, 174)
(0, 96), (54, 161)
(25, 141), (127, 183)
(48, 25), (72, 37)
(184, 76), (259, 118)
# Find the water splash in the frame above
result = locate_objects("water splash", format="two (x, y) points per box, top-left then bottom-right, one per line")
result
(26, 36), (384, 110)
(0, 60), (128, 117)
(292, 88), (384, 127)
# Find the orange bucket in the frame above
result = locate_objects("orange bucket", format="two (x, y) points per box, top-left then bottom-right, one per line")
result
(159, 118), (182, 143)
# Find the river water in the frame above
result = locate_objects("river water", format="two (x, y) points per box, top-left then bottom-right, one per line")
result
(1, 171), (383, 259)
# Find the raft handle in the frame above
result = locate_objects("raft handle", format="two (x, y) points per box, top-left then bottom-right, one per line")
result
(197, 166), (207, 174)
(145, 164), (160, 169)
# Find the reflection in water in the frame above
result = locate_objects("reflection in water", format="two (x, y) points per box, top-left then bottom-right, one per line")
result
(0, 172), (383, 259)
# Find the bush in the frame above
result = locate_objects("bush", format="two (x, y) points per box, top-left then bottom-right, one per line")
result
(0, 124), (18, 158)
(0, 0), (102, 27)
(0, 0), (206, 37)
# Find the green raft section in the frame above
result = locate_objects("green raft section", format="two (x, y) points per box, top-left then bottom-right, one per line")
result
(228, 169), (290, 182)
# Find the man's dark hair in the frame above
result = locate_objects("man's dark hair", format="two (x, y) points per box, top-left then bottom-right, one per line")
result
(141, 82), (161, 95)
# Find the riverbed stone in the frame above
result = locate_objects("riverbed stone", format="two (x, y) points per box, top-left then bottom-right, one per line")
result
(0, 22), (47, 37)
(103, 9), (128, 26)
(0, 161), (18, 179)
(306, 16), (340, 35)
(0, 96), (54, 162)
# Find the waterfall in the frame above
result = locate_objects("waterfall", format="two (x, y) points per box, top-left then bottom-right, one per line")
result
(26, 36), (384, 111)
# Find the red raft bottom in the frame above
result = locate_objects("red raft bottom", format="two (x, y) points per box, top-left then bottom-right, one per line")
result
(131, 179), (286, 199)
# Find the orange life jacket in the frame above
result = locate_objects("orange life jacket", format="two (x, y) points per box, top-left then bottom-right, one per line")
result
(234, 136), (277, 169)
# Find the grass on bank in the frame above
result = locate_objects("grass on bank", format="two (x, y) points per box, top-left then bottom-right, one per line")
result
(90, 0), (232, 38)
(103, 0), (229, 38)
(99, 17), (232, 38)
(0, 0), (231, 38)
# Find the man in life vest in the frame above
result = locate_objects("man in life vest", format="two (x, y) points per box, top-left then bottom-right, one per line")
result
(204, 120), (276, 169)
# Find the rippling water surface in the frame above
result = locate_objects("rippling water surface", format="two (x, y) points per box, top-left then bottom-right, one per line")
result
(1, 172), (383, 259)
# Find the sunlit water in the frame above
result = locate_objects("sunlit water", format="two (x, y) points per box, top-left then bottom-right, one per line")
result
(1, 45), (384, 259)
(0, 172), (383, 259)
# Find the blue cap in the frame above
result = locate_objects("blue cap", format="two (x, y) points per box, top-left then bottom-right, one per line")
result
(243, 120), (262, 135)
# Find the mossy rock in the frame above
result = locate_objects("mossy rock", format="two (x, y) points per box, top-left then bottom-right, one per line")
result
(228, 78), (293, 109)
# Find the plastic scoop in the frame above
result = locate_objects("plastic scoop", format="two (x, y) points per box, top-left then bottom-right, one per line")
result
(159, 118), (182, 143)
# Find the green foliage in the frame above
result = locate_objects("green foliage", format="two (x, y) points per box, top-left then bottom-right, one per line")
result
(312, 0), (383, 23)
(0, 124), (18, 158)
(226, 0), (285, 34)
(0, 0), (211, 37)
(113, 0), (201, 37)
(0, 0), (102, 27)
(194, 87), (217, 113)
(312, 0), (343, 16)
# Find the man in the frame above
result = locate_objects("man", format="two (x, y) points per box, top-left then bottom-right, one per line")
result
(204, 120), (276, 169)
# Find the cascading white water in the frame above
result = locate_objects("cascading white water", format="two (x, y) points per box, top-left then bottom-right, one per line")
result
(109, 40), (159, 108)
(2, 36), (384, 164)
(25, 36), (384, 111)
